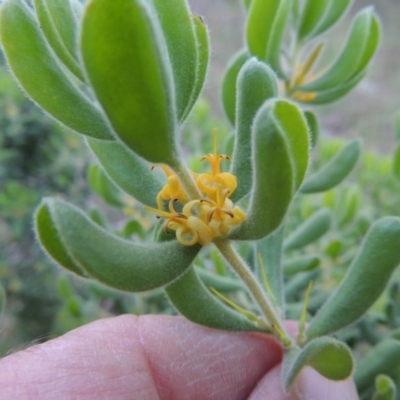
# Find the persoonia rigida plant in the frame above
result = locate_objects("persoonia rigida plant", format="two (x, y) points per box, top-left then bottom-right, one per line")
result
(1, 0), (400, 394)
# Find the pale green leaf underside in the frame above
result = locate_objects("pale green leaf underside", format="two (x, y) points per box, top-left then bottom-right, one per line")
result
(33, 0), (83, 80)
(231, 58), (278, 202)
(283, 255), (320, 276)
(372, 375), (397, 400)
(300, 7), (380, 92)
(222, 49), (249, 126)
(301, 138), (361, 193)
(188, 15), (210, 121)
(230, 99), (309, 240)
(88, 164), (125, 208)
(35, 199), (201, 292)
(283, 337), (353, 392)
(0, 0), (113, 140)
(284, 208), (332, 251)
(306, 217), (400, 340)
(87, 138), (162, 208)
(165, 267), (259, 332)
(257, 225), (285, 308)
(151, 0), (198, 123)
(229, 100), (294, 241)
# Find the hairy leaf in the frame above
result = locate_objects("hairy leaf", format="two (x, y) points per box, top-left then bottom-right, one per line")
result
(33, 0), (83, 80)
(283, 337), (353, 391)
(87, 138), (162, 208)
(36, 199), (201, 291)
(306, 217), (400, 340)
(81, 0), (179, 164)
(0, 0), (113, 140)
(222, 49), (249, 126)
(231, 58), (278, 202)
(284, 208), (332, 251)
(301, 138), (361, 193)
(151, 0), (198, 122)
(166, 267), (259, 332)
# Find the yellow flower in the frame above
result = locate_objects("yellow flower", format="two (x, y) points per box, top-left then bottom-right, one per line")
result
(146, 129), (246, 246)
(196, 129), (237, 200)
(151, 164), (189, 209)
(199, 186), (245, 235)
(146, 199), (213, 246)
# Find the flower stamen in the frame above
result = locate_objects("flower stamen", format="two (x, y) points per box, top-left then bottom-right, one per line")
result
(147, 129), (246, 246)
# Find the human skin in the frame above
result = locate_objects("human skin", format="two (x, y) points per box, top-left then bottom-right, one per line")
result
(0, 315), (358, 400)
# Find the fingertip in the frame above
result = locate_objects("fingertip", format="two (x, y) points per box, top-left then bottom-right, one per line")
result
(248, 364), (359, 400)
(137, 315), (283, 399)
(294, 367), (359, 400)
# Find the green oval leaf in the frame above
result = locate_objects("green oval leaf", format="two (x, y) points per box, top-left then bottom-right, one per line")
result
(81, 0), (179, 164)
(188, 15), (210, 119)
(304, 111), (319, 148)
(122, 219), (145, 240)
(311, 0), (353, 39)
(354, 340), (400, 394)
(337, 186), (360, 227)
(283, 337), (354, 392)
(257, 225), (285, 308)
(298, 0), (330, 40)
(195, 267), (244, 292)
(273, 100), (310, 190)
(230, 99), (309, 240)
(285, 270), (319, 303)
(151, 0), (198, 123)
(301, 138), (361, 193)
(284, 208), (332, 251)
(246, 0), (279, 61)
(299, 0), (353, 41)
(35, 200), (86, 277)
(265, 0), (291, 77)
(87, 137), (163, 209)
(33, 0), (83, 80)
(229, 100), (294, 241)
(306, 217), (400, 340)
(0, 0), (113, 140)
(88, 164), (125, 208)
(308, 71), (366, 105)
(230, 58), (278, 202)
(283, 255), (320, 276)
(36, 198), (201, 292)
(165, 266), (259, 332)
(372, 375), (397, 400)
(324, 238), (344, 258)
(222, 49), (249, 126)
(300, 7), (380, 92)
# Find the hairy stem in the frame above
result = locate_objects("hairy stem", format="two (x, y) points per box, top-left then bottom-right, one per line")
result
(172, 161), (202, 200)
(214, 238), (293, 347)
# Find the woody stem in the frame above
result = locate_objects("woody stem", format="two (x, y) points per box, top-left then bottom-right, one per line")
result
(214, 238), (293, 348)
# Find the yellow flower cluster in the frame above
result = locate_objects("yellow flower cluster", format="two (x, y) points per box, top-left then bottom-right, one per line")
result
(146, 131), (246, 246)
